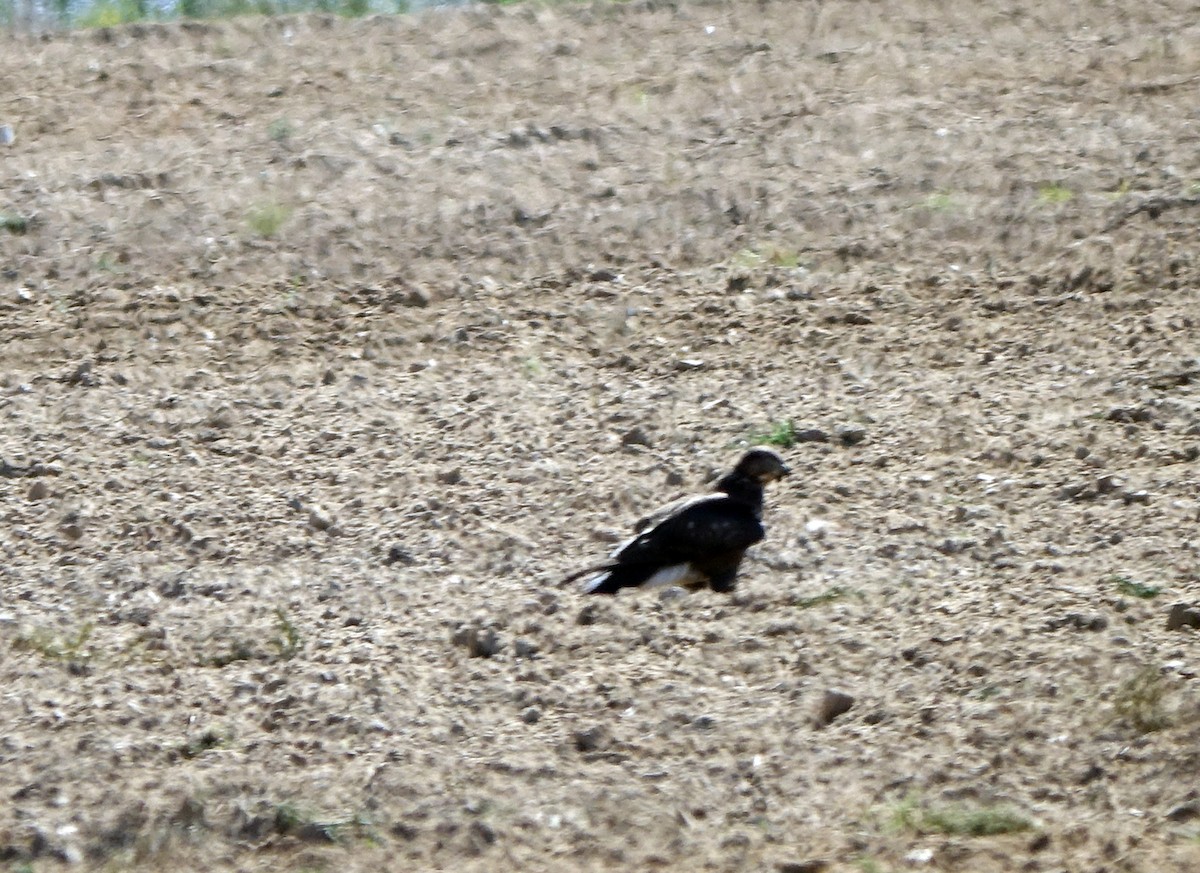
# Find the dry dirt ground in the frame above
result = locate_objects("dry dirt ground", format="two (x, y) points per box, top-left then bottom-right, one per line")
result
(3, 0), (1200, 870)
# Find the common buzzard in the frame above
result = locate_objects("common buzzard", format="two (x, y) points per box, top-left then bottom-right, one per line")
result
(565, 447), (790, 595)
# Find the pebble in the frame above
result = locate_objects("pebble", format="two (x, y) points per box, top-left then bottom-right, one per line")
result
(1166, 603), (1200, 631)
(451, 624), (503, 658)
(572, 724), (611, 752)
(793, 428), (830, 443)
(1045, 612), (1108, 632)
(834, 424), (867, 446)
(513, 638), (539, 658)
(815, 688), (855, 726)
(777, 861), (828, 873)
(620, 426), (653, 448)
(520, 706), (541, 724)
(27, 480), (48, 501)
(385, 545), (415, 566)
(307, 507), (335, 532)
(1165, 801), (1200, 822)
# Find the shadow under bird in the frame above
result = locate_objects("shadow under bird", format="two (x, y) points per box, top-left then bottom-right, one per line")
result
(564, 447), (791, 595)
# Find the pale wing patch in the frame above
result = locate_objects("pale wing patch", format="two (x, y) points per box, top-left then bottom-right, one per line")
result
(641, 563), (702, 589)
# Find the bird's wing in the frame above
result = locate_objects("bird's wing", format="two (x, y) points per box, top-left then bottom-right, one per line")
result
(613, 493), (764, 566)
(633, 493), (702, 533)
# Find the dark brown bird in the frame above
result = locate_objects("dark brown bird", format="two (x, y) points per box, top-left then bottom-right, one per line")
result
(564, 447), (790, 595)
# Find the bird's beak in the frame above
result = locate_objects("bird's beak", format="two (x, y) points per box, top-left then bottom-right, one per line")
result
(762, 465), (790, 482)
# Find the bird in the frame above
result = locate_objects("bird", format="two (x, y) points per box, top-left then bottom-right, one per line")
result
(564, 447), (791, 595)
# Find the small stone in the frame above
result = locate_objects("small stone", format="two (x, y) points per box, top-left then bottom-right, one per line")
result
(1166, 603), (1200, 631)
(834, 424), (867, 446)
(1046, 612), (1108, 632)
(513, 638), (539, 658)
(468, 819), (497, 847)
(815, 688), (855, 726)
(436, 467), (463, 485)
(391, 821), (419, 840)
(792, 428), (830, 444)
(520, 706), (541, 724)
(1122, 489), (1151, 505)
(1166, 801), (1200, 822)
(572, 724), (611, 752)
(621, 426), (653, 448)
(905, 847), (934, 865)
(777, 861), (828, 873)
(1078, 763), (1106, 784)
(402, 286), (431, 308)
(1096, 474), (1123, 494)
(64, 360), (95, 387)
(452, 624), (503, 658)
(1028, 833), (1052, 853)
(27, 480), (48, 501)
(576, 603), (602, 626)
(307, 507), (335, 532)
(385, 545), (415, 566)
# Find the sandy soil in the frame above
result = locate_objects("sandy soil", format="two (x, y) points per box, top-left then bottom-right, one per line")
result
(2, 1), (1200, 870)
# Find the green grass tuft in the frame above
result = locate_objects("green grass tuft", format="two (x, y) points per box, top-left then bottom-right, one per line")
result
(1112, 575), (1161, 599)
(891, 793), (1032, 837)
(750, 419), (798, 449)
(791, 586), (848, 609)
(246, 202), (292, 238)
(1037, 184), (1074, 205)
(923, 192), (959, 212)
(13, 622), (95, 664)
(1112, 667), (1174, 733)
(1, 212), (29, 234)
(271, 607), (303, 659)
(267, 118), (294, 143)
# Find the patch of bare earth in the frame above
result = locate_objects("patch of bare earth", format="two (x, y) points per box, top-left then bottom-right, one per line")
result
(2, 0), (1199, 870)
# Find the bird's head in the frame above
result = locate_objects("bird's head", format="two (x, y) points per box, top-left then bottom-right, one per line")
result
(736, 447), (792, 484)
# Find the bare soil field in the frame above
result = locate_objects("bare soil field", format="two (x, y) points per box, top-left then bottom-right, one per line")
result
(2, 0), (1200, 870)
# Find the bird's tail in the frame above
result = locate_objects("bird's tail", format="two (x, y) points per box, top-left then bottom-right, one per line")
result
(563, 563), (663, 595)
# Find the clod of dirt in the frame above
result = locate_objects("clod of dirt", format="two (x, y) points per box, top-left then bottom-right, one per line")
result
(1166, 603), (1200, 631)
(815, 689), (855, 726)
